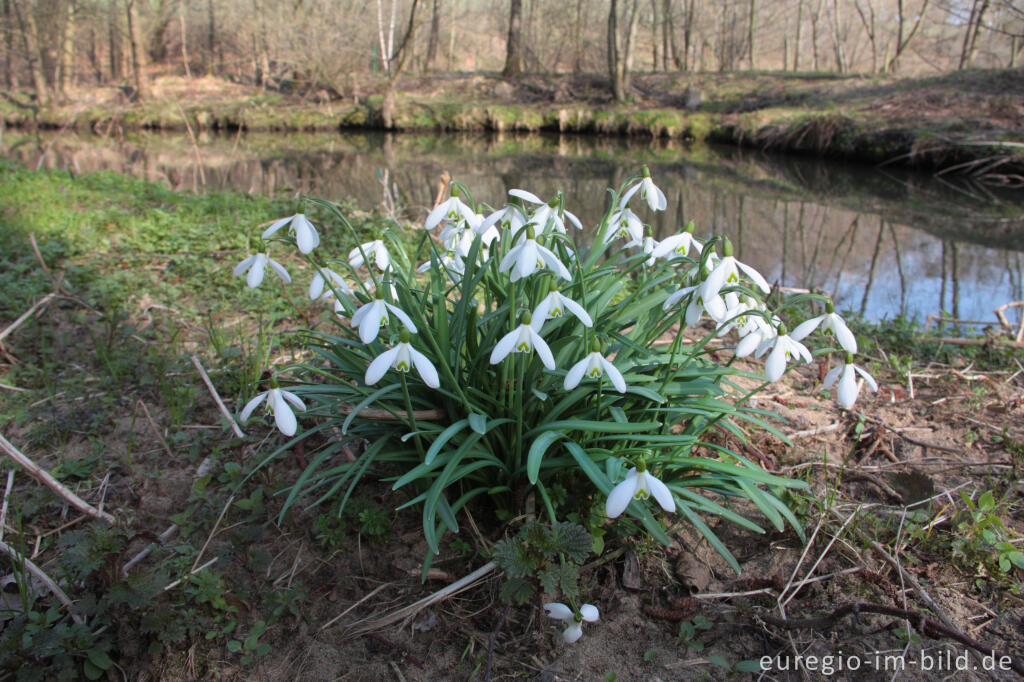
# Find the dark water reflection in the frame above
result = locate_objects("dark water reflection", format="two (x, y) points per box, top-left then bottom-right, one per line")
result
(6, 129), (1023, 327)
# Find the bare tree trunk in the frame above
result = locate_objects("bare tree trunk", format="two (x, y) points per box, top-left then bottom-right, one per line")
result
(886, 0), (930, 72)
(148, 0), (173, 61)
(831, 0), (844, 72)
(1, 0), (14, 88)
(573, 0), (585, 73)
(958, 0), (989, 70)
(381, 0), (420, 128)
(810, 0), (822, 70)
(125, 0), (149, 99)
(609, 0), (639, 101)
(426, 0), (441, 70)
(748, 0), (756, 70)
(651, 0), (658, 69)
(853, 0), (877, 72)
(206, 0), (216, 75)
(57, 0), (76, 99)
(10, 0), (49, 104)
(502, 0), (523, 76)
(108, 0), (122, 81)
(181, 0), (191, 79)
(794, 0), (804, 70)
(682, 0), (694, 70)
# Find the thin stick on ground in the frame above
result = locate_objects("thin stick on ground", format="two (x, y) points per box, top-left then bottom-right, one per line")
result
(0, 538), (85, 625)
(0, 471), (14, 542)
(191, 355), (245, 438)
(0, 293), (56, 345)
(0, 433), (116, 524)
(138, 400), (174, 459)
(340, 561), (498, 636)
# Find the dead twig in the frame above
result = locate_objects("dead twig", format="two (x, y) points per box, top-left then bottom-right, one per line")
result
(138, 400), (174, 459)
(0, 433), (116, 524)
(0, 293), (57, 345)
(0, 538), (85, 625)
(191, 355), (244, 438)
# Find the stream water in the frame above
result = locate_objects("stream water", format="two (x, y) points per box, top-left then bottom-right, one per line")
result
(6, 129), (1024, 328)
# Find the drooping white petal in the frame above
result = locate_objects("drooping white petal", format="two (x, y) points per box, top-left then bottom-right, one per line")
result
(641, 177), (667, 211)
(544, 603), (573, 621)
(292, 214), (319, 254)
(564, 210), (582, 231)
(765, 343), (788, 382)
(619, 182), (641, 208)
(490, 330), (520, 364)
(246, 253), (266, 288)
(563, 356), (589, 390)
(509, 188), (543, 205)
(644, 472), (676, 512)
(532, 332), (556, 370)
(239, 392), (268, 423)
(828, 315), (858, 354)
(280, 390), (306, 412)
(606, 470), (639, 518)
(736, 260), (771, 293)
(854, 364), (878, 392)
(365, 346), (401, 385)
(233, 255), (257, 277)
(579, 604), (599, 622)
(837, 365), (859, 408)
(424, 199), (451, 230)
(823, 364), (843, 388)
(600, 356), (627, 393)
(410, 347), (441, 388)
(384, 302), (418, 334)
(356, 300), (386, 344)
(261, 215), (293, 239)
(559, 295), (593, 327)
(537, 243), (572, 280)
(266, 256), (291, 284)
(515, 240), (538, 280)
(562, 622), (584, 643)
(790, 315), (824, 342)
(269, 389), (298, 436)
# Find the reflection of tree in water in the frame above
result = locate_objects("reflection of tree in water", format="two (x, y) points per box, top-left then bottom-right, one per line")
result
(8, 130), (1024, 322)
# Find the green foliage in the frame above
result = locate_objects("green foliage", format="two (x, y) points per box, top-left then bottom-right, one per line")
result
(257, 175), (806, 575)
(952, 490), (1024, 584)
(677, 615), (713, 654)
(492, 521), (593, 604)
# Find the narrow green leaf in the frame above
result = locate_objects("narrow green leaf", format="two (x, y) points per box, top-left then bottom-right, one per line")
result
(527, 431), (566, 484)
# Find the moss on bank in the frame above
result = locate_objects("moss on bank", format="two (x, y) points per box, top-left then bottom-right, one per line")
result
(3, 70), (1023, 174)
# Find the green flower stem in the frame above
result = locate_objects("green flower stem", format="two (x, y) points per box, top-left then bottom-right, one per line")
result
(515, 353), (525, 474)
(400, 373), (425, 458)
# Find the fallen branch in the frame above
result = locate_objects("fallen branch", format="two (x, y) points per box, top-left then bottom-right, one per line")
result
(0, 433), (116, 524)
(759, 601), (1024, 676)
(338, 561), (497, 636)
(0, 293), (56, 345)
(338, 403), (446, 421)
(922, 336), (1024, 349)
(0, 538), (85, 625)
(191, 355), (244, 438)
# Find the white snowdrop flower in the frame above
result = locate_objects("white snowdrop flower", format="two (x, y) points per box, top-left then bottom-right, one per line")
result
(425, 192), (478, 230)
(350, 294), (418, 344)
(563, 344), (626, 393)
(620, 166), (667, 212)
(825, 354), (878, 408)
(498, 227), (571, 282)
(759, 325), (813, 382)
(532, 284), (593, 328)
(364, 330), (440, 388)
(348, 239), (391, 271)
(479, 204), (527, 240)
(703, 238), (771, 300)
(417, 251), (466, 281)
(652, 223), (702, 261)
(233, 252), (291, 288)
(309, 267), (352, 300)
(625, 235), (659, 267)
(489, 313), (556, 370)
(509, 189), (582, 234)
(790, 300), (857, 354)
(239, 385), (305, 437)
(663, 278), (727, 326)
(606, 465), (675, 518)
(604, 206), (644, 245)
(544, 603), (599, 644)
(262, 214), (320, 254)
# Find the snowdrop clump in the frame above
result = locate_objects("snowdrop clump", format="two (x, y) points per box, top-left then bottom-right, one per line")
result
(230, 167), (879, 643)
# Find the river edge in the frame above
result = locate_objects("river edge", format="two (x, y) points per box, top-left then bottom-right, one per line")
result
(3, 69), (1023, 177)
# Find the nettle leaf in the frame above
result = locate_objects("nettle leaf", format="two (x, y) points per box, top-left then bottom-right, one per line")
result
(492, 538), (532, 578)
(538, 564), (559, 596)
(499, 577), (533, 605)
(552, 522), (592, 564)
(555, 562), (581, 602)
